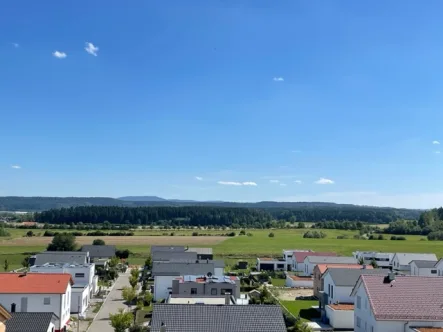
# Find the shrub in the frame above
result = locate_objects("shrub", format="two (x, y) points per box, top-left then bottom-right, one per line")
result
(227, 232), (236, 237)
(427, 231), (443, 241)
(239, 230), (246, 235)
(93, 239), (105, 245)
(390, 235), (397, 240)
(192, 232), (199, 236)
(268, 232), (275, 238)
(336, 235), (349, 239)
(303, 230), (327, 239)
(72, 231), (83, 236)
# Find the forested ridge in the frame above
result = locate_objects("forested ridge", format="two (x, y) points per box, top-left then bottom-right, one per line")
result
(34, 204), (421, 226)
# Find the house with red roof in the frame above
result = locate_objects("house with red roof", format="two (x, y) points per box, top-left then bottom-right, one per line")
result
(0, 272), (73, 332)
(292, 251), (337, 272)
(351, 274), (443, 332)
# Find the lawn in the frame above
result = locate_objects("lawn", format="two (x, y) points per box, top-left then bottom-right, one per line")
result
(280, 300), (320, 321)
(270, 277), (286, 287)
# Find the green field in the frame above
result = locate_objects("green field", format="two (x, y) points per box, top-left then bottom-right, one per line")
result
(280, 300), (319, 321)
(0, 227), (440, 271)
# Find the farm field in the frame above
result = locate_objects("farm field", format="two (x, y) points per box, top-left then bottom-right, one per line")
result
(0, 228), (442, 271)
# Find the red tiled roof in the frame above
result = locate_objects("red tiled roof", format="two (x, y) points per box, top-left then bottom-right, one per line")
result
(328, 304), (354, 311)
(0, 273), (73, 294)
(361, 275), (443, 321)
(316, 264), (373, 274)
(294, 251), (336, 263)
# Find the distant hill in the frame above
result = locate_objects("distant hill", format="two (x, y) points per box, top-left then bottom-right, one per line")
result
(118, 196), (166, 202)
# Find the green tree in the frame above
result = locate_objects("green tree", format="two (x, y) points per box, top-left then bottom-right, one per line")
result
(268, 232), (275, 238)
(144, 255), (152, 270)
(143, 292), (153, 306)
(358, 257), (365, 265)
(0, 226), (10, 237)
(93, 239), (105, 245)
(46, 233), (77, 251)
(109, 308), (133, 332)
(130, 268), (140, 279)
(297, 222), (305, 229)
(109, 256), (120, 268)
(122, 286), (136, 305)
(21, 256), (31, 268)
(370, 258), (378, 268)
(129, 275), (138, 289)
(26, 230), (34, 237)
(3, 259), (9, 272)
(289, 320), (313, 332)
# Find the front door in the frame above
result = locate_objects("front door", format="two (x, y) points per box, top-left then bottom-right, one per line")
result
(20, 297), (28, 312)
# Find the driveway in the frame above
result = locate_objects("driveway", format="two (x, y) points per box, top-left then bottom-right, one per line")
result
(88, 271), (131, 332)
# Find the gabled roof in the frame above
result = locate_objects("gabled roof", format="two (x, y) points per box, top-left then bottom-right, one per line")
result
(325, 268), (388, 287)
(0, 304), (11, 321)
(410, 260), (438, 269)
(34, 251), (88, 265)
(150, 304), (286, 332)
(152, 262), (215, 277)
(0, 273), (73, 294)
(5, 312), (58, 332)
(316, 264), (371, 274)
(151, 246), (185, 253)
(306, 256), (358, 264)
(152, 251), (197, 262)
(81, 245), (116, 258)
(294, 251), (336, 263)
(393, 253), (437, 266)
(355, 275), (443, 321)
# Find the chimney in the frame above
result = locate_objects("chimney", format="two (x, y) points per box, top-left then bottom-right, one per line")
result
(225, 294), (230, 305)
(160, 322), (167, 332)
(388, 272), (395, 282)
(11, 303), (16, 313)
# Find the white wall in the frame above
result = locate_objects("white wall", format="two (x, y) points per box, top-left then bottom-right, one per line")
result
(285, 275), (313, 288)
(353, 281), (377, 332)
(374, 320), (443, 332)
(46, 322), (55, 332)
(71, 286), (89, 314)
(410, 263), (438, 277)
(154, 276), (176, 301)
(325, 306), (354, 329)
(214, 267), (224, 276)
(323, 273), (354, 304)
(30, 264), (95, 287)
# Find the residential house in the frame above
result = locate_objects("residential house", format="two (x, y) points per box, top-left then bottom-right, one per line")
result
(434, 258), (443, 276)
(80, 245), (116, 262)
(313, 264), (372, 298)
(167, 296), (230, 305)
(321, 268), (388, 330)
(151, 261), (223, 301)
(285, 275), (313, 288)
(0, 304), (11, 332)
(292, 251), (337, 273)
(0, 273), (73, 332)
(353, 251), (394, 268)
(152, 251), (197, 263)
(256, 257), (287, 271)
(391, 253), (437, 271)
(303, 256), (358, 276)
(351, 274), (443, 332)
(410, 260), (439, 277)
(150, 304), (287, 332)
(34, 252), (89, 266)
(151, 246), (213, 260)
(187, 248), (213, 260)
(171, 275), (240, 299)
(5, 312), (58, 332)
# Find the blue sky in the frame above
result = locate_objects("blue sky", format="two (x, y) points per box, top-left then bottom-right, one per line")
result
(2, 1), (443, 208)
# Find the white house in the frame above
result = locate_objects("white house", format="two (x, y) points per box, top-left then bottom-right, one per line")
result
(285, 275), (313, 288)
(0, 272), (73, 332)
(71, 285), (89, 315)
(410, 260), (438, 277)
(34, 251), (90, 266)
(303, 256), (358, 276)
(291, 251), (336, 272)
(353, 251), (394, 268)
(256, 258), (287, 271)
(325, 304), (354, 330)
(391, 253), (437, 271)
(435, 258), (443, 276)
(351, 274), (443, 332)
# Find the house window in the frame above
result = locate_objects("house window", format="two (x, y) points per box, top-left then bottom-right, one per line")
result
(330, 285), (333, 299)
(356, 316), (361, 327)
(431, 269), (437, 274)
(44, 297), (51, 305)
(357, 296), (361, 309)
(211, 288), (217, 295)
(221, 289), (232, 295)
(191, 288), (197, 295)
(75, 273), (85, 278)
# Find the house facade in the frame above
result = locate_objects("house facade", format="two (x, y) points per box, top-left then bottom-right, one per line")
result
(391, 253), (437, 271)
(171, 275), (240, 299)
(34, 251), (89, 266)
(353, 251), (394, 268)
(292, 251), (336, 272)
(0, 273), (73, 332)
(303, 256), (358, 276)
(256, 258), (286, 271)
(410, 260), (438, 276)
(81, 245), (116, 261)
(285, 275), (313, 288)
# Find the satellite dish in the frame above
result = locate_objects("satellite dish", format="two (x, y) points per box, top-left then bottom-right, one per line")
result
(207, 272), (213, 278)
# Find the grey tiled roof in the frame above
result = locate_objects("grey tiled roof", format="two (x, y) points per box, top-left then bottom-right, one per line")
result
(5, 312), (57, 332)
(198, 259), (224, 268)
(35, 251), (88, 265)
(188, 247), (213, 255)
(150, 304), (286, 332)
(152, 251), (197, 262)
(306, 256), (358, 264)
(410, 260), (438, 268)
(151, 246), (185, 253)
(152, 261), (216, 277)
(393, 253), (437, 266)
(326, 268), (388, 286)
(81, 245), (116, 258)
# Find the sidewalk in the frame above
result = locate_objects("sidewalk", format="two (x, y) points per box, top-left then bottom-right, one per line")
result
(88, 271), (131, 332)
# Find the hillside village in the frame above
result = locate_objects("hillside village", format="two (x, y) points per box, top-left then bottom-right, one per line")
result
(0, 240), (442, 332)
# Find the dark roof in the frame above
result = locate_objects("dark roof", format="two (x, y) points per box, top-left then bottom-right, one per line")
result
(34, 251), (88, 265)
(152, 261), (215, 277)
(411, 260), (438, 268)
(198, 259), (224, 268)
(5, 312), (57, 332)
(81, 245), (116, 258)
(356, 275), (443, 321)
(187, 247), (213, 255)
(306, 256), (358, 264)
(151, 246), (185, 253)
(326, 268), (388, 286)
(152, 251), (197, 262)
(151, 304), (286, 332)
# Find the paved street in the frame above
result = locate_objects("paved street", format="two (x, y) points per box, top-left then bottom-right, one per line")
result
(88, 271), (131, 332)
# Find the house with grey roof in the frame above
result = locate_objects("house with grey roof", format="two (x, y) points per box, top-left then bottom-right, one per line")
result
(410, 260), (439, 276)
(351, 274), (443, 332)
(303, 256), (358, 276)
(150, 304), (287, 332)
(34, 251), (89, 266)
(152, 251), (198, 263)
(5, 312), (58, 332)
(81, 245), (116, 261)
(391, 253), (437, 271)
(171, 275), (240, 300)
(151, 245), (213, 260)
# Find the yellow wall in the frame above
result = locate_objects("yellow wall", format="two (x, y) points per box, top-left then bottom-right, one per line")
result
(0, 321), (5, 332)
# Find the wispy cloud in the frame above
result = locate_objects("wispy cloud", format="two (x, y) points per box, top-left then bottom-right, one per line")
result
(11, 165), (21, 169)
(195, 176), (203, 181)
(85, 42), (99, 56)
(273, 77), (284, 82)
(217, 181), (257, 186)
(435, 151), (441, 154)
(433, 140), (440, 145)
(315, 177), (335, 185)
(53, 51), (67, 59)
(280, 183), (287, 187)
(294, 180), (302, 184)
(269, 180), (280, 184)
(12, 43), (19, 48)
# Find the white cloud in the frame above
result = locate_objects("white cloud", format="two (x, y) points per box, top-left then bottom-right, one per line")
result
(433, 140), (440, 145)
(269, 180), (280, 184)
(315, 177), (335, 185)
(217, 181), (257, 186)
(11, 165), (21, 169)
(294, 180), (302, 184)
(273, 77), (284, 82)
(53, 51), (67, 59)
(280, 183), (287, 187)
(195, 176), (203, 181)
(12, 43), (19, 48)
(435, 151), (441, 154)
(85, 42), (99, 56)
